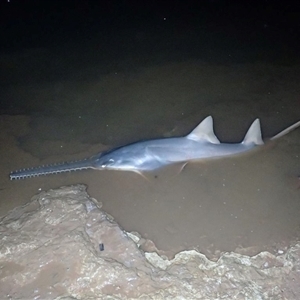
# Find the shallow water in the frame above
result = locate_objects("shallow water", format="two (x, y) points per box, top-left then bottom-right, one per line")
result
(0, 21), (300, 259)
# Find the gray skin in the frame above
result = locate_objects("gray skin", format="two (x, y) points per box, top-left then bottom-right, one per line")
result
(9, 116), (300, 180)
(93, 137), (258, 172)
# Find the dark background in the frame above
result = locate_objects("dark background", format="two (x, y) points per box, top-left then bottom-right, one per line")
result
(0, 0), (299, 50)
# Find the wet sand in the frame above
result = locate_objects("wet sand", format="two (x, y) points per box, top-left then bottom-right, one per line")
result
(0, 23), (300, 259)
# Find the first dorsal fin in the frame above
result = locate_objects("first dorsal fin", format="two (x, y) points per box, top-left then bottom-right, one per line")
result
(186, 116), (220, 144)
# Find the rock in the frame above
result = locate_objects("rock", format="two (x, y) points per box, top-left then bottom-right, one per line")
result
(0, 184), (299, 299)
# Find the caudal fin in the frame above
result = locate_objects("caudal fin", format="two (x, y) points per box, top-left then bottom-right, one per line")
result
(270, 120), (300, 140)
(242, 119), (264, 145)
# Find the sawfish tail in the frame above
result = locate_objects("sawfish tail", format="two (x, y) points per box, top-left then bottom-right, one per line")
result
(10, 156), (98, 180)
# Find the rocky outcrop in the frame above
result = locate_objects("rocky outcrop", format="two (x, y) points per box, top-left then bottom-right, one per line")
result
(0, 185), (299, 299)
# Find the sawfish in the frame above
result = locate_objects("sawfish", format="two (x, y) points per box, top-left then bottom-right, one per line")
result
(10, 116), (300, 180)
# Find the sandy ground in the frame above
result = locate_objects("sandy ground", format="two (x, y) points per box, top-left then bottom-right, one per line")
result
(0, 26), (300, 261)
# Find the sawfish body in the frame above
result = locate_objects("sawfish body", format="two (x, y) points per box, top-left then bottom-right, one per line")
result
(10, 116), (300, 180)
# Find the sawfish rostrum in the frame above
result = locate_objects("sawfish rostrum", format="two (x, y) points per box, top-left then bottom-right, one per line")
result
(10, 116), (300, 180)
